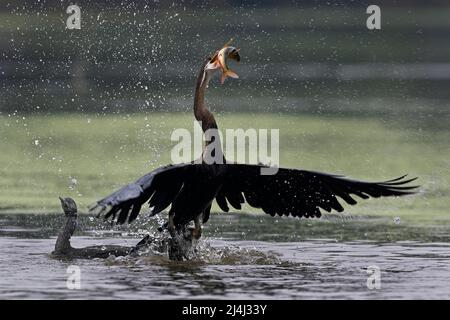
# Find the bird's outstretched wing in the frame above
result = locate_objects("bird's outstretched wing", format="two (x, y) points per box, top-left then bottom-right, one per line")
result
(89, 163), (192, 224)
(216, 164), (418, 218)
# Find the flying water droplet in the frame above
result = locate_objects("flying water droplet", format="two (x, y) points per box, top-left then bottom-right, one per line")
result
(69, 177), (78, 190)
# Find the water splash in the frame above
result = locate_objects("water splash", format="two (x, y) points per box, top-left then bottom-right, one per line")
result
(103, 234), (284, 267)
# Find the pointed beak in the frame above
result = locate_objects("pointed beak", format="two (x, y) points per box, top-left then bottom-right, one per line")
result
(59, 197), (64, 204)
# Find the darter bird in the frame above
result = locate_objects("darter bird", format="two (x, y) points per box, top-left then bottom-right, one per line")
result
(90, 45), (418, 261)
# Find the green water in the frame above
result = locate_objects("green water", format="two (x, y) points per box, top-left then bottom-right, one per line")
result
(0, 114), (448, 227)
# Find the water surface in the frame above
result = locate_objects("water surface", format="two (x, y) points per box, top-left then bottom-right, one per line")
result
(0, 213), (449, 299)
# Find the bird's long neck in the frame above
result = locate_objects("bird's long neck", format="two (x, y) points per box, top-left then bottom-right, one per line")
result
(194, 66), (224, 162)
(54, 215), (77, 254)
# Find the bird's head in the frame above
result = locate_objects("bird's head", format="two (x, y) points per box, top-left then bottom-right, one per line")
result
(59, 197), (78, 216)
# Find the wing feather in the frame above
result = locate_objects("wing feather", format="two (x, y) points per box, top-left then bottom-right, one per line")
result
(216, 164), (418, 218)
(90, 163), (191, 224)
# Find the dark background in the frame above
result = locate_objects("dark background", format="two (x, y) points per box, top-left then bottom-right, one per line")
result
(0, 0), (449, 130)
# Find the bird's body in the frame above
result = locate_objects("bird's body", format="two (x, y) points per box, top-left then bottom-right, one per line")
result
(54, 244), (133, 260)
(170, 164), (224, 227)
(90, 45), (418, 261)
(53, 197), (148, 259)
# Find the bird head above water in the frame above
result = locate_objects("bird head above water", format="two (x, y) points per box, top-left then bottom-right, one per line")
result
(59, 197), (77, 216)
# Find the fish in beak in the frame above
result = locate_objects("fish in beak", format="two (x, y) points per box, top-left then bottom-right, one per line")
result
(206, 40), (240, 84)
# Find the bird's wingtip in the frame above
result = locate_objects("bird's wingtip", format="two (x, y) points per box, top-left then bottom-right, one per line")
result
(381, 175), (419, 186)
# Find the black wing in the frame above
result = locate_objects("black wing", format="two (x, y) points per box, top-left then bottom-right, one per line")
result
(216, 164), (418, 218)
(90, 163), (192, 224)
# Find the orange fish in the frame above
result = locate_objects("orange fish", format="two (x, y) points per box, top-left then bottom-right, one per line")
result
(206, 40), (240, 84)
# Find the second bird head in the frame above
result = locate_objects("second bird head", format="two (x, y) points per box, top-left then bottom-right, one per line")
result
(59, 197), (78, 216)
